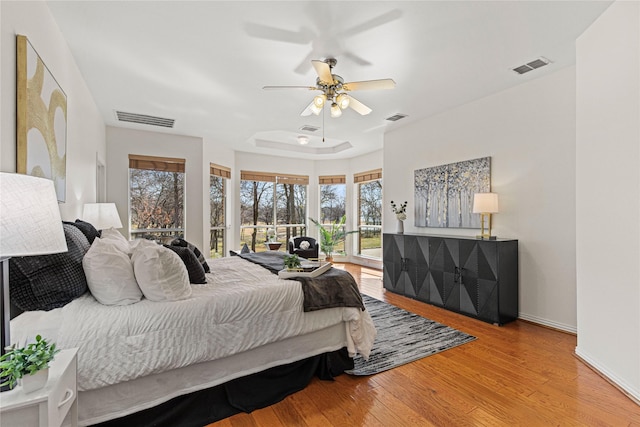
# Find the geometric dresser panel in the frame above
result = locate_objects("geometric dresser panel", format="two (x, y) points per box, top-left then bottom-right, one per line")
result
(383, 233), (518, 325)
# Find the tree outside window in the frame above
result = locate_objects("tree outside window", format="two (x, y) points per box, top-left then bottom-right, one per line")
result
(320, 183), (346, 253)
(129, 156), (185, 242)
(210, 175), (225, 258)
(240, 172), (307, 252)
(357, 179), (382, 258)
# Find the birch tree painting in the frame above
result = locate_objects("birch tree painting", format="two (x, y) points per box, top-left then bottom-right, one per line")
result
(414, 157), (490, 228)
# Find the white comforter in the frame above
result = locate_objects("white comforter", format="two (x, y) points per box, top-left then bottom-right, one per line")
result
(11, 257), (376, 391)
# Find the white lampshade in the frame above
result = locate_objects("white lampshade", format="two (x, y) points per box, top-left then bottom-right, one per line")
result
(82, 203), (123, 230)
(472, 193), (499, 214)
(0, 173), (68, 257)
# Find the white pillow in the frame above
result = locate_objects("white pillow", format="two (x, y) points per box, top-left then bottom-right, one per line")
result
(83, 238), (143, 305)
(100, 227), (131, 255)
(299, 240), (311, 250)
(131, 243), (192, 302)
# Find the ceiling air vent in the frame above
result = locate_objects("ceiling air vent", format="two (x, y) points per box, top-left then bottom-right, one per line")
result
(385, 113), (407, 122)
(115, 111), (175, 128)
(512, 57), (550, 75)
(299, 125), (319, 132)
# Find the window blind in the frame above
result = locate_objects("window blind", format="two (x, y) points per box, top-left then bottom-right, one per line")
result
(319, 175), (346, 185)
(353, 168), (382, 184)
(128, 154), (185, 173)
(210, 163), (231, 179)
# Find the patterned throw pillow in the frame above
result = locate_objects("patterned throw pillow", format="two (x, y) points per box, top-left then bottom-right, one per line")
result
(10, 223), (90, 311)
(163, 245), (207, 284)
(170, 238), (210, 273)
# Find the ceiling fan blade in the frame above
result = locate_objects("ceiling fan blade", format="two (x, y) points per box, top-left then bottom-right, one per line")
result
(312, 60), (333, 84)
(343, 79), (396, 91)
(337, 9), (403, 38)
(244, 23), (314, 44)
(347, 96), (372, 115)
(263, 86), (317, 90)
(343, 51), (372, 67)
(300, 101), (315, 116)
(294, 51), (315, 75)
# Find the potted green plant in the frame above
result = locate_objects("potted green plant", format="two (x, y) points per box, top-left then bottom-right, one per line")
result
(309, 215), (358, 262)
(0, 334), (60, 392)
(283, 254), (301, 270)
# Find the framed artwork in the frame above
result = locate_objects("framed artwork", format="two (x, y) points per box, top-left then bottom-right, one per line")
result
(16, 34), (67, 202)
(414, 157), (490, 228)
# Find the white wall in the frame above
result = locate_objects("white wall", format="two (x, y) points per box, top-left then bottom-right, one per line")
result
(384, 67), (578, 331)
(576, 0), (640, 402)
(106, 126), (205, 250)
(1, 1), (105, 219)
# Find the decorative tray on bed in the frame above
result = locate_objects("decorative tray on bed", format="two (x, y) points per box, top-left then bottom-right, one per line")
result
(278, 261), (332, 278)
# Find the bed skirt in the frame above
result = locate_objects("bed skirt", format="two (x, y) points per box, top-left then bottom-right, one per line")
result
(91, 348), (353, 427)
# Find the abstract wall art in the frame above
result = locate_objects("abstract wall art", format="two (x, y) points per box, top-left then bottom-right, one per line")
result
(16, 34), (67, 202)
(414, 157), (490, 228)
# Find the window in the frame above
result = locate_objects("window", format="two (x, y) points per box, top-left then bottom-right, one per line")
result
(240, 171), (308, 252)
(128, 154), (185, 242)
(355, 169), (382, 258)
(319, 175), (346, 253)
(210, 163), (230, 258)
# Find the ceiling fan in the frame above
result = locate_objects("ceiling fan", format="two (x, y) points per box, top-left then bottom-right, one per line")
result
(263, 58), (396, 118)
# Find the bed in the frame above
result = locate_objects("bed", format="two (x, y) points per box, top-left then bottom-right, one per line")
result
(9, 226), (376, 427)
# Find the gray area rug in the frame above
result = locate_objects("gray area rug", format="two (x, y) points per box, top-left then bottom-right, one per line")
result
(346, 295), (476, 375)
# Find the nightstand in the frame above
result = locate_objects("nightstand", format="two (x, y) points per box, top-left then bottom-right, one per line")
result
(0, 348), (78, 427)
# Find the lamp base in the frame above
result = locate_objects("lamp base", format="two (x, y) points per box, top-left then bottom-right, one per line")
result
(476, 234), (497, 240)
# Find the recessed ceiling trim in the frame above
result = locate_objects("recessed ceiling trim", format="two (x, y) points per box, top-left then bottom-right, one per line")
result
(114, 110), (175, 128)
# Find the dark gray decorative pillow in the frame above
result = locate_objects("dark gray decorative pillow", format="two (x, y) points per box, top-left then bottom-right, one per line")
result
(63, 219), (100, 244)
(170, 238), (210, 273)
(241, 243), (251, 254)
(9, 223), (90, 311)
(163, 245), (207, 284)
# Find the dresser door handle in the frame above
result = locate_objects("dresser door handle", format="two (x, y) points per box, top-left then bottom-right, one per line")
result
(58, 388), (75, 408)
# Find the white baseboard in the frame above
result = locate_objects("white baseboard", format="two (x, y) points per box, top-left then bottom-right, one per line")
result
(518, 313), (577, 334)
(575, 347), (640, 405)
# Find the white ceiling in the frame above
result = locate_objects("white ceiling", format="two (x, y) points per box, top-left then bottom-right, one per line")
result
(47, 0), (612, 160)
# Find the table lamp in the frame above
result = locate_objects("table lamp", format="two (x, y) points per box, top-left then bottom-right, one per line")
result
(82, 203), (123, 230)
(0, 173), (68, 391)
(472, 192), (499, 240)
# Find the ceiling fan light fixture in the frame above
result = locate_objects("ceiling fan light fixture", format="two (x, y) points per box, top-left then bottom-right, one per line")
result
(336, 93), (350, 109)
(330, 103), (342, 118)
(313, 94), (326, 108)
(310, 103), (323, 115)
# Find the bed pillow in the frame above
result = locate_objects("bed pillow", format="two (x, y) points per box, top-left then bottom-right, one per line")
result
(74, 219), (101, 244)
(83, 238), (142, 305)
(170, 238), (210, 273)
(100, 227), (131, 255)
(9, 223), (89, 311)
(163, 245), (207, 284)
(131, 243), (192, 302)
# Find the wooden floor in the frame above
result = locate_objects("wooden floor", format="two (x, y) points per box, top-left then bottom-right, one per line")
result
(210, 263), (640, 427)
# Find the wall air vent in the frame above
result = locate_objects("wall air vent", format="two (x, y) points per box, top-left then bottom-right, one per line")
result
(115, 111), (175, 128)
(512, 57), (550, 75)
(299, 125), (319, 132)
(385, 113), (407, 122)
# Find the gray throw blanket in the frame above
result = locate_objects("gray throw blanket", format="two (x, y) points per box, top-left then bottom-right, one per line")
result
(238, 252), (364, 312)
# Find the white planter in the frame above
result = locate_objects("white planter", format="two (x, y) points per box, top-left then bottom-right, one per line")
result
(20, 368), (49, 393)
